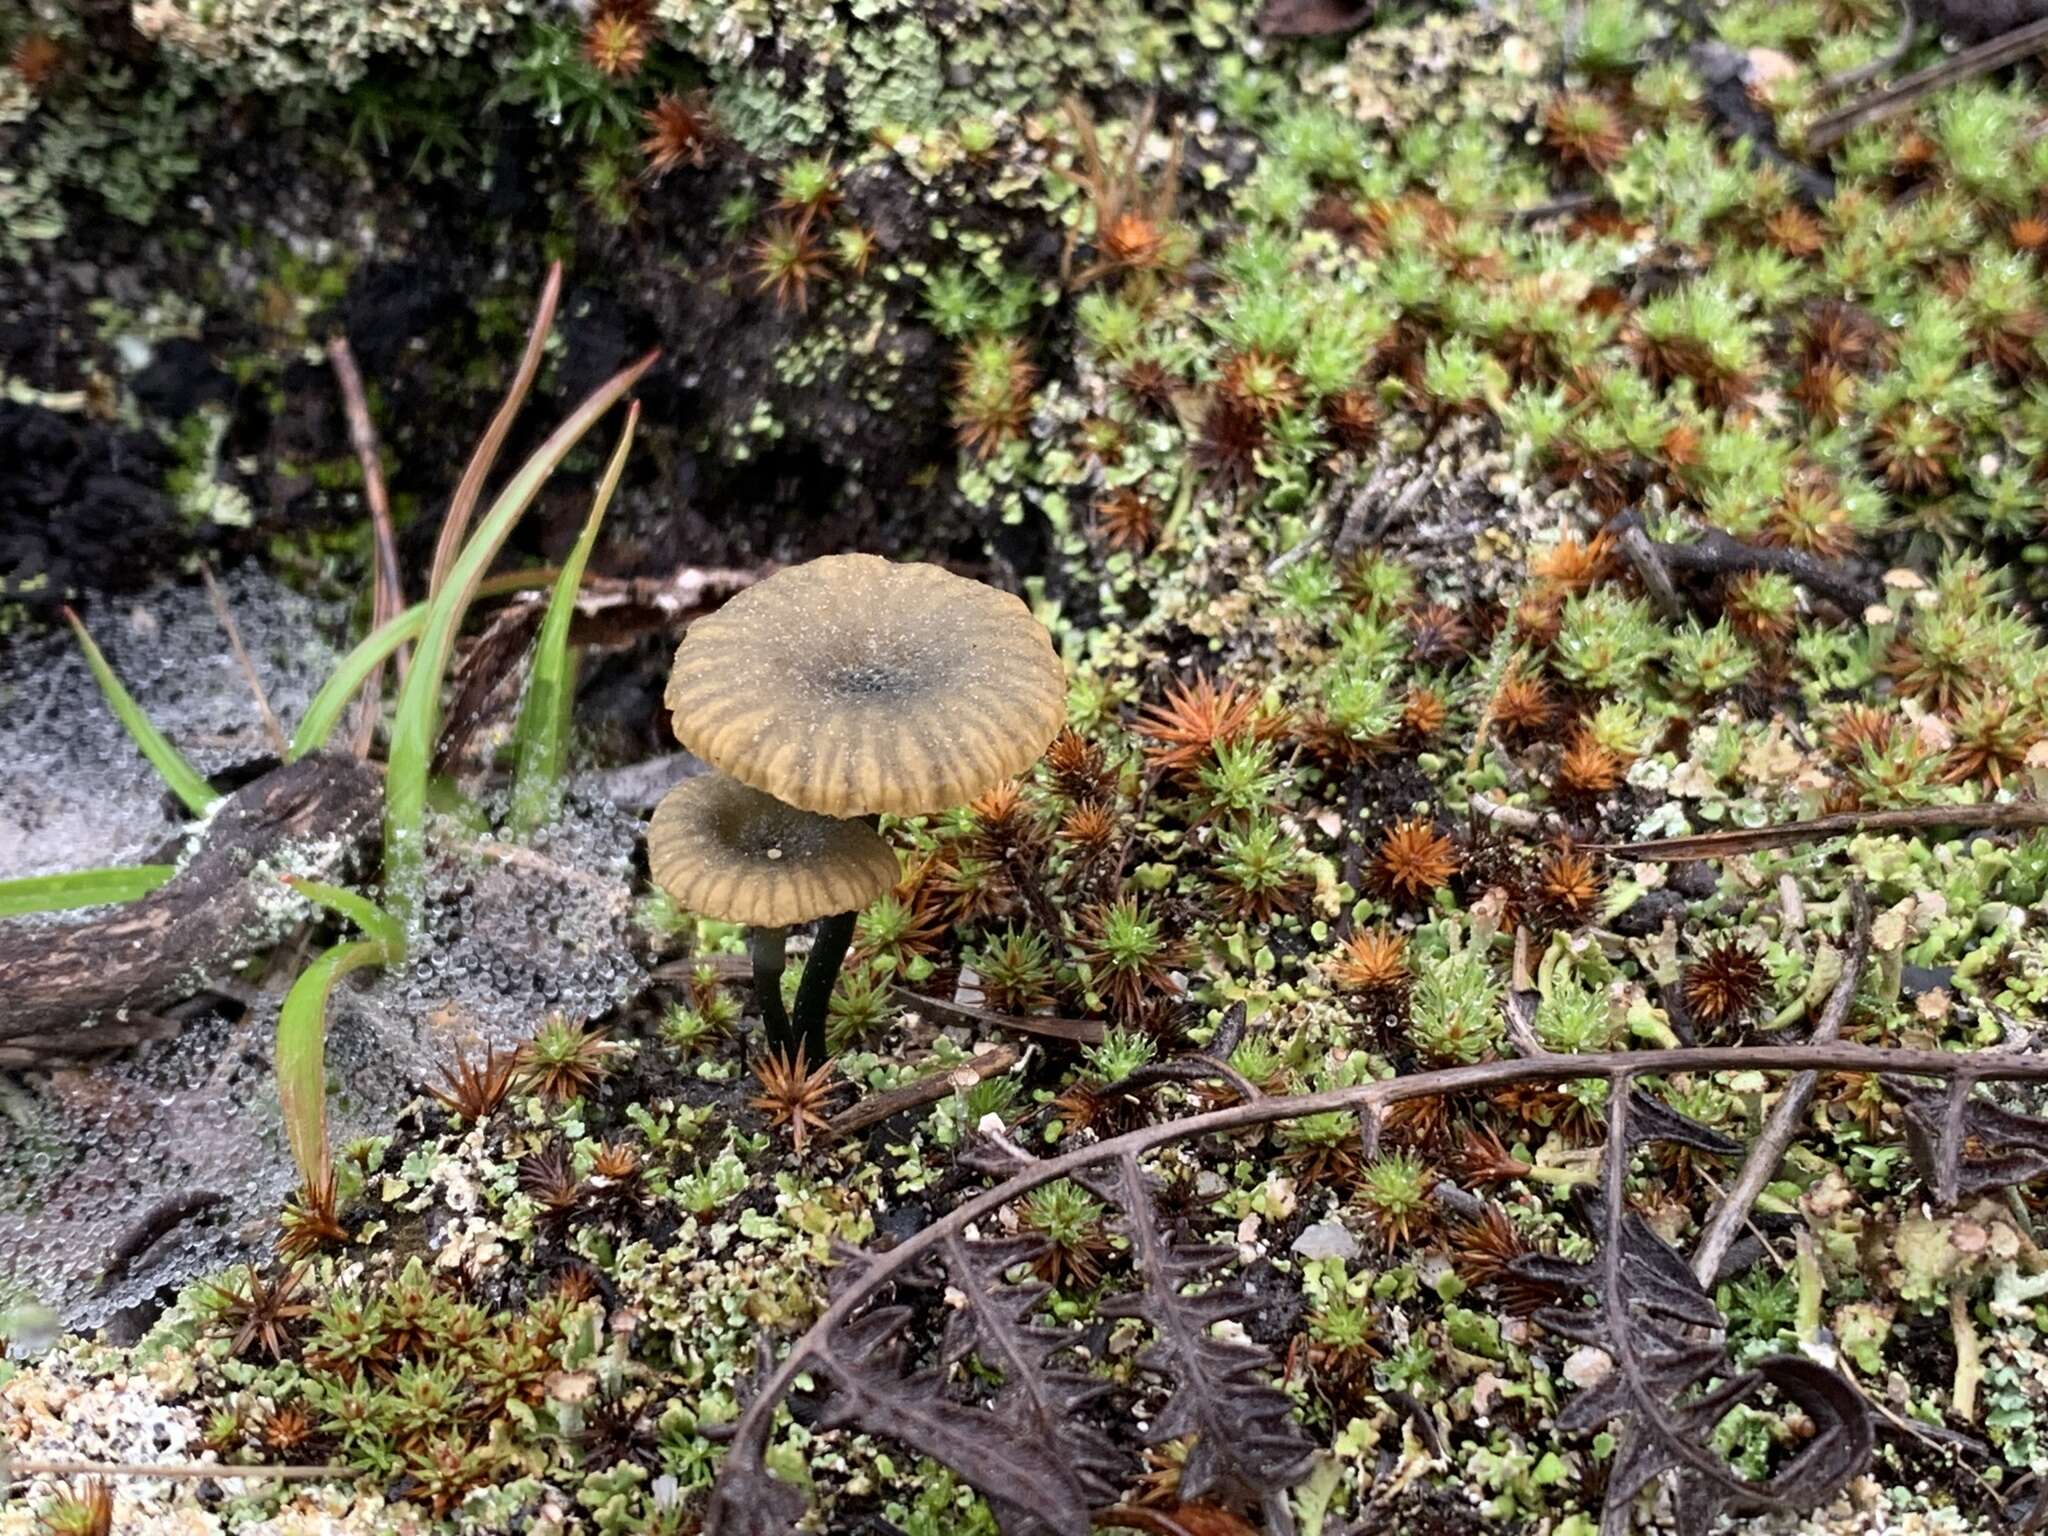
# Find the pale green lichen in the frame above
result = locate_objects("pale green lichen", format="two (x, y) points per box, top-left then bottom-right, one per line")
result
(133, 0), (535, 91)
(2, 62), (203, 254)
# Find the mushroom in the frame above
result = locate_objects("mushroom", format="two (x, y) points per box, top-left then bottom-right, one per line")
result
(657, 554), (1066, 1060)
(647, 773), (897, 1059)
(662, 553), (1066, 818)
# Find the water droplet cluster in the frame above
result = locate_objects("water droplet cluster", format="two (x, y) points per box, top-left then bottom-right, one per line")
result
(2, 577), (647, 1326)
(373, 786), (646, 1050)
(0, 570), (343, 879)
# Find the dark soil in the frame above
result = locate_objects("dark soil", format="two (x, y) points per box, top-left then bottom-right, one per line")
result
(2, 81), (1062, 634)
(0, 402), (181, 618)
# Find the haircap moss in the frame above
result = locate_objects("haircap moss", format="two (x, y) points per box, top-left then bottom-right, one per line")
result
(647, 772), (897, 928)
(663, 554), (1065, 817)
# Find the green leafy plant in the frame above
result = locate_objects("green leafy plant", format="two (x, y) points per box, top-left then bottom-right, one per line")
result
(508, 401), (638, 835)
(1410, 942), (1506, 1064)
(276, 878), (407, 1195)
(1553, 589), (1667, 693)
(18, 269), (654, 1266)
(383, 350), (654, 917)
(286, 567), (562, 760)
(62, 605), (219, 816)
(0, 863), (175, 916)
(489, 21), (639, 144)
(1081, 1024), (1156, 1083)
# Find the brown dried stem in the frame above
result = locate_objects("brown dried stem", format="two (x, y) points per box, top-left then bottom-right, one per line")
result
(325, 333), (405, 757)
(1616, 518), (1686, 623)
(1595, 802), (2048, 862)
(1805, 13), (2048, 151)
(5, 1459), (350, 1482)
(1503, 985), (1550, 1059)
(1606, 509), (1879, 615)
(429, 262), (564, 601)
(893, 987), (1107, 1045)
(199, 562), (286, 755)
(823, 1044), (1022, 1142)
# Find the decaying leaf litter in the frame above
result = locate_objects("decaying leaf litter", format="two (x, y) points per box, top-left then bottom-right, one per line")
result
(6, 0), (2048, 1529)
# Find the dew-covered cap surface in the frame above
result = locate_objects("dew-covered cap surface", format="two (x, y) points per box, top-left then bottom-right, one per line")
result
(647, 773), (898, 927)
(663, 554), (1066, 816)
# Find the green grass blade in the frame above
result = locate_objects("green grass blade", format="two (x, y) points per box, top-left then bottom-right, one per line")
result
(288, 567), (568, 762)
(275, 937), (390, 1190)
(383, 350), (657, 917)
(508, 400), (639, 835)
(0, 864), (176, 917)
(64, 607), (219, 816)
(284, 875), (407, 956)
(289, 604), (430, 762)
(273, 876), (405, 1191)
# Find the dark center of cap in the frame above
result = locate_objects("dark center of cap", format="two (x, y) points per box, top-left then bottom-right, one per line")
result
(825, 659), (921, 699)
(720, 801), (829, 862)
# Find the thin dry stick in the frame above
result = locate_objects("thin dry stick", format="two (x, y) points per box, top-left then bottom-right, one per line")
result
(6, 1459), (349, 1482)
(824, 1044), (1022, 1142)
(429, 262), (564, 602)
(1504, 984), (1550, 1059)
(1690, 881), (1873, 1284)
(1506, 189), (1604, 224)
(1806, 13), (2048, 151)
(1596, 802), (2048, 862)
(1092, 1508), (1209, 1536)
(198, 562), (286, 755)
(892, 987), (1107, 1045)
(1814, 6), (1917, 99)
(326, 334), (405, 758)
(1110, 1052), (1265, 1103)
(1264, 512), (1330, 577)
(1468, 792), (1547, 835)
(327, 337), (403, 631)
(1616, 519), (1685, 623)
(1607, 509), (1879, 614)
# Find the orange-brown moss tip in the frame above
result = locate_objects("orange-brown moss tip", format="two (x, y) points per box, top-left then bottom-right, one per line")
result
(647, 774), (897, 927)
(663, 554), (1066, 816)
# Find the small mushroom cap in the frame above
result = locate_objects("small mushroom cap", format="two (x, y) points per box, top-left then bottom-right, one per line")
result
(647, 773), (897, 928)
(664, 554), (1066, 817)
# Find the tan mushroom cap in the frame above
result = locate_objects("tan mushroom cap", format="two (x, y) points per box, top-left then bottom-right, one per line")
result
(647, 773), (898, 928)
(663, 554), (1066, 817)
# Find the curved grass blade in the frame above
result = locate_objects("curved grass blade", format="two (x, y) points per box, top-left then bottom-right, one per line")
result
(508, 400), (639, 835)
(0, 864), (176, 918)
(289, 606), (429, 763)
(275, 938), (390, 1190)
(63, 607), (218, 816)
(383, 350), (657, 917)
(287, 566), (566, 761)
(275, 876), (406, 1190)
(428, 262), (565, 603)
(285, 876), (406, 956)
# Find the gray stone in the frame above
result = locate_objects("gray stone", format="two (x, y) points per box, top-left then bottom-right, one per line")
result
(1290, 1220), (1361, 1263)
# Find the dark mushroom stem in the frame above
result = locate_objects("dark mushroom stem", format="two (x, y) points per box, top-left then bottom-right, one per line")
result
(751, 912), (858, 1062)
(791, 910), (858, 1064)
(750, 925), (792, 1054)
